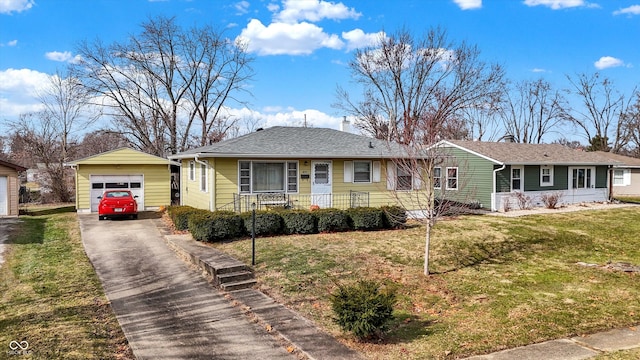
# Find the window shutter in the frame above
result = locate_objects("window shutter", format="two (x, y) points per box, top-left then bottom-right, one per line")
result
(372, 161), (381, 182)
(386, 161), (396, 190)
(344, 161), (353, 183)
(624, 169), (632, 186)
(413, 165), (422, 189)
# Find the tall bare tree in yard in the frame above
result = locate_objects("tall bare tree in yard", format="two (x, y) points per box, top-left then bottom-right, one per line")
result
(500, 78), (569, 143)
(566, 72), (638, 153)
(622, 93), (640, 157)
(334, 27), (505, 145)
(74, 16), (253, 156)
(336, 27), (501, 274)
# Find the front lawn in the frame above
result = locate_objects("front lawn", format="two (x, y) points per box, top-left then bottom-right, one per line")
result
(0, 212), (133, 359)
(211, 207), (640, 359)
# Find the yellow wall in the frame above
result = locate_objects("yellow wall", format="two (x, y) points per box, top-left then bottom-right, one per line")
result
(0, 165), (21, 216)
(180, 159), (212, 210)
(75, 164), (171, 211)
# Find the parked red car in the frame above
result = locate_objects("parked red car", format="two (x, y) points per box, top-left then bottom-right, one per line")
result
(98, 190), (138, 220)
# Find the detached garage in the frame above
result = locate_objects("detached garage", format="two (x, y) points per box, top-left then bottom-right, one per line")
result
(0, 159), (27, 217)
(68, 148), (176, 213)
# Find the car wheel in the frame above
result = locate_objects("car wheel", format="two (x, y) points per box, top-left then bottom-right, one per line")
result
(132, 214), (138, 220)
(98, 215), (104, 221)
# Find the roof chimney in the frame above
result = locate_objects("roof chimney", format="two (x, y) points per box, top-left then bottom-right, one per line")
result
(341, 116), (351, 133)
(503, 134), (515, 143)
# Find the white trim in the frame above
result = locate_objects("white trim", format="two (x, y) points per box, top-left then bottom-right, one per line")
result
(353, 160), (372, 183)
(372, 161), (381, 183)
(344, 161), (353, 182)
(433, 166), (442, 190)
(237, 160), (299, 194)
(511, 166), (523, 192)
(446, 167), (458, 190)
(540, 165), (554, 187)
(200, 160), (208, 193)
(188, 161), (195, 181)
(386, 161), (396, 190)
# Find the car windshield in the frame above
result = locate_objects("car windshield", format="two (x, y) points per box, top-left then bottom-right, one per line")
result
(105, 191), (131, 198)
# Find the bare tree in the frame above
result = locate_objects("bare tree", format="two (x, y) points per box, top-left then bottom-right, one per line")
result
(621, 93), (640, 157)
(500, 78), (568, 143)
(74, 130), (131, 158)
(566, 73), (638, 153)
(334, 27), (505, 145)
(74, 16), (254, 155)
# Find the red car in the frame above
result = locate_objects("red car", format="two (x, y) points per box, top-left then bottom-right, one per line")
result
(98, 190), (138, 220)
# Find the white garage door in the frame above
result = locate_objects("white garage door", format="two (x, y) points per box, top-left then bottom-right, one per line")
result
(90, 175), (144, 212)
(0, 176), (7, 216)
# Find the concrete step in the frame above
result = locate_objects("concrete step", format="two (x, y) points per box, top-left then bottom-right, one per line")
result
(217, 270), (254, 284)
(220, 279), (257, 292)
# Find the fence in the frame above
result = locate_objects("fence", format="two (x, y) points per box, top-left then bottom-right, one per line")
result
(217, 191), (370, 213)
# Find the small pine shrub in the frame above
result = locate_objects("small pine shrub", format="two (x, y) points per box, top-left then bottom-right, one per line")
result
(330, 280), (397, 340)
(314, 208), (352, 233)
(242, 211), (283, 236)
(279, 210), (318, 234)
(347, 207), (385, 231)
(380, 205), (407, 229)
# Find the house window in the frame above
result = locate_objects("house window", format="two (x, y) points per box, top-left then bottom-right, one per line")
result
(189, 161), (195, 181)
(200, 161), (208, 192)
(396, 167), (412, 190)
(433, 167), (441, 189)
(613, 169), (625, 186)
(353, 161), (371, 183)
(571, 167), (594, 189)
(511, 166), (523, 191)
(446, 167), (458, 190)
(540, 165), (553, 186)
(238, 161), (298, 193)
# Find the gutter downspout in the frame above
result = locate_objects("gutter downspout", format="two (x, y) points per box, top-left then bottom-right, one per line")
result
(194, 155), (214, 211)
(492, 163), (506, 212)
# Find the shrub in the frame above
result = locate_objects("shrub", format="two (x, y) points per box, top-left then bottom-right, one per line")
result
(314, 208), (352, 233)
(187, 212), (215, 242)
(168, 206), (205, 231)
(541, 191), (563, 209)
(380, 205), (407, 229)
(188, 211), (244, 242)
(347, 207), (385, 231)
(330, 280), (397, 340)
(279, 210), (318, 234)
(513, 191), (532, 210)
(242, 211), (283, 236)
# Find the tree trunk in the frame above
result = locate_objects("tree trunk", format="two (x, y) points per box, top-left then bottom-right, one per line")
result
(424, 218), (433, 275)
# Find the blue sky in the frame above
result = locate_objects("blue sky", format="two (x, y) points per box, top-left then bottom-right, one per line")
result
(1, 0), (639, 139)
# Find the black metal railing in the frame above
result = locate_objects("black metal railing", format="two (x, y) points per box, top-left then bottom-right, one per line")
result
(217, 192), (370, 213)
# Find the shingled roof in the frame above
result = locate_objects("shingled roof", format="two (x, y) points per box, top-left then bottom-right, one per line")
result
(442, 140), (618, 166)
(171, 126), (405, 159)
(594, 151), (640, 168)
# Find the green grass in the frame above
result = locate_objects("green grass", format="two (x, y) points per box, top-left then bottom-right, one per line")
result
(0, 212), (133, 359)
(614, 196), (640, 204)
(211, 207), (640, 359)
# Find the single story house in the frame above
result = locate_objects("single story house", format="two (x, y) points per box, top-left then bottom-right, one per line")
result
(168, 126), (422, 212)
(434, 140), (619, 211)
(594, 151), (640, 198)
(0, 159), (27, 216)
(67, 148), (177, 213)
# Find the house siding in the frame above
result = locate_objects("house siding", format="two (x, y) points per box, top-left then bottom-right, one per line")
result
(612, 168), (640, 197)
(440, 147), (495, 209)
(0, 165), (21, 216)
(181, 159), (211, 210)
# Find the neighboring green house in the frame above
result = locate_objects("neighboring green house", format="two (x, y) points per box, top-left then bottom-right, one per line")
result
(169, 126), (420, 212)
(434, 140), (618, 211)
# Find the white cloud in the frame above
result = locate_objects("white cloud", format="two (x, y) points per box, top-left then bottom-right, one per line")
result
(531, 68), (550, 73)
(523, 0), (587, 9)
(453, 0), (482, 10)
(275, 0), (361, 24)
(226, 106), (346, 132)
(594, 56), (624, 69)
(234, 1), (249, 15)
(238, 19), (343, 55)
(45, 50), (83, 63)
(613, 5), (640, 16)
(0, 0), (34, 14)
(342, 29), (384, 51)
(0, 68), (50, 117)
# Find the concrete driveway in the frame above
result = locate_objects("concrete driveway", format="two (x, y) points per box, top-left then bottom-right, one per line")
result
(0, 217), (20, 269)
(79, 212), (294, 360)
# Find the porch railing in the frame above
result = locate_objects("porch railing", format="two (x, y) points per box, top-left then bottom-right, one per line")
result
(217, 191), (370, 213)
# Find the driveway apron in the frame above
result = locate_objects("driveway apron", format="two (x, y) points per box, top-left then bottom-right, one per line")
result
(79, 214), (293, 360)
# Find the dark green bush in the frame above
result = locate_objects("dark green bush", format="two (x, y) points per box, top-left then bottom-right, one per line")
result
(314, 208), (352, 233)
(187, 212), (215, 241)
(330, 280), (397, 340)
(279, 210), (318, 234)
(380, 205), (408, 229)
(347, 207), (385, 231)
(241, 211), (283, 236)
(168, 206), (206, 231)
(188, 211), (244, 242)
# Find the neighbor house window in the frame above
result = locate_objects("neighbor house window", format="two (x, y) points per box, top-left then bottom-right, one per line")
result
(396, 167), (413, 191)
(511, 166), (523, 191)
(570, 167), (594, 189)
(189, 161), (195, 181)
(540, 165), (553, 186)
(200, 161), (208, 192)
(238, 160), (298, 193)
(446, 167), (458, 190)
(433, 167), (442, 189)
(353, 161), (372, 183)
(613, 169), (624, 186)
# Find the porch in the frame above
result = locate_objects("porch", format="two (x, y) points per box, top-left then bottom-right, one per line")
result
(217, 191), (370, 213)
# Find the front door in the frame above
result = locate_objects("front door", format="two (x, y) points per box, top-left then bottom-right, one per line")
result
(311, 161), (332, 208)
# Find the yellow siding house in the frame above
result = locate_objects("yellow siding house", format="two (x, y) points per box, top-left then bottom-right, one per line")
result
(68, 148), (176, 213)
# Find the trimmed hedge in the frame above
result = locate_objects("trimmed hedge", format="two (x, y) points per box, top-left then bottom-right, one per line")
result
(242, 211), (283, 236)
(315, 208), (352, 233)
(279, 210), (318, 234)
(380, 205), (408, 229)
(168, 206), (207, 231)
(347, 207), (385, 231)
(188, 210), (244, 242)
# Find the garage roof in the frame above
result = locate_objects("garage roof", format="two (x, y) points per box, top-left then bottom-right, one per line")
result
(68, 148), (178, 166)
